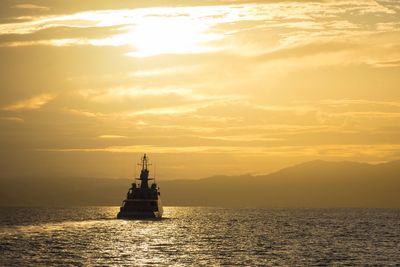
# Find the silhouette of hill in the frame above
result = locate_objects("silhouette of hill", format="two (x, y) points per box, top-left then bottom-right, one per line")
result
(1, 160), (399, 207)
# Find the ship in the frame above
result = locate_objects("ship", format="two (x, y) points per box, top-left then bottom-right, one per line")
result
(117, 154), (163, 219)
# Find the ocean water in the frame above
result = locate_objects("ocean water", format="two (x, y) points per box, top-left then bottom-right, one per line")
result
(0, 207), (399, 266)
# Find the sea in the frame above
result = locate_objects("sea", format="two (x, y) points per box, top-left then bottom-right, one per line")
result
(0, 207), (399, 266)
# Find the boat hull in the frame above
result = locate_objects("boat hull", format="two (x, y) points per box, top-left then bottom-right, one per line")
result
(117, 198), (163, 219)
(117, 210), (163, 219)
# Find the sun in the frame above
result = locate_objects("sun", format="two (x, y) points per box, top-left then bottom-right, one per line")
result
(69, 7), (228, 57)
(125, 16), (222, 57)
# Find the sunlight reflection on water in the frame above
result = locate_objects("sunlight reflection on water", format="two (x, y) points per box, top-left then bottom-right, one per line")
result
(1, 207), (399, 266)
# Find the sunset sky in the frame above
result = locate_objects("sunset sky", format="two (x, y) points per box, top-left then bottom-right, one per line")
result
(0, 0), (399, 180)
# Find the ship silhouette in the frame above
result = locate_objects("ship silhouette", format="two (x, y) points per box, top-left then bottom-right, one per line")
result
(117, 154), (163, 219)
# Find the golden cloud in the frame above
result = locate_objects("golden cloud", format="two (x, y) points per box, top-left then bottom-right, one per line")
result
(2, 94), (54, 111)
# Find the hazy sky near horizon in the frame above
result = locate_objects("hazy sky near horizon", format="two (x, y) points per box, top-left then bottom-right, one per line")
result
(0, 0), (399, 180)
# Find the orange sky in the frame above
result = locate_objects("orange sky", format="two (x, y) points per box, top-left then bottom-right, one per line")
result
(0, 0), (399, 180)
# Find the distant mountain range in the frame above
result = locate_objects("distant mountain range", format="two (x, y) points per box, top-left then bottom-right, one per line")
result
(1, 160), (399, 207)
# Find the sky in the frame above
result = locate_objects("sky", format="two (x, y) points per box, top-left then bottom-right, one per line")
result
(0, 0), (399, 180)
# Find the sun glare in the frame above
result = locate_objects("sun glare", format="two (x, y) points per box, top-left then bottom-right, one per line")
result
(125, 16), (222, 57)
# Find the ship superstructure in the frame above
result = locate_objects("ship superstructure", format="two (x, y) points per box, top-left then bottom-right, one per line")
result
(117, 154), (163, 219)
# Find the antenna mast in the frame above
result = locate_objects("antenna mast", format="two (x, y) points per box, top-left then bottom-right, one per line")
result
(154, 163), (156, 183)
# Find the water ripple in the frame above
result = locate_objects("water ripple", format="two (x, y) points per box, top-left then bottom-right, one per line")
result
(0, 207), (399, 266)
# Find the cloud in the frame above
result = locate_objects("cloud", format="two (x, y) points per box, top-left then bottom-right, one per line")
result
(2, 94), (54, 111)
(65, 108), (103, 118)
(13, 4), (49, 11)
(253, 41), (359, 62)
(0, 25), (124, 46)
(202, 135), (283, 142)
(327, 112), (400, 119)
(0, 116), (24, 123)
(98, 135), (127, 139)
(131, 66), (199, 77)
(369, 59), (400, 68)
(319, 99), (400, 107)
(126, 103), (207, 116)
(245, 102), (315, 113)
(0, 1), (399, 180)
(0, 0), (397, 80)
(39, 144), (400, 159)
(80, 87), (195, 100)
(74, 86), (244, 116)
(1, 38), (90, 47)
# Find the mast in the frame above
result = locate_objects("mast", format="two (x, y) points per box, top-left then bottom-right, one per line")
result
(139, 154), (151, 189)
